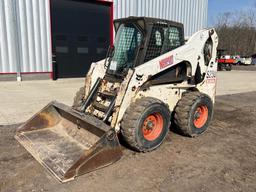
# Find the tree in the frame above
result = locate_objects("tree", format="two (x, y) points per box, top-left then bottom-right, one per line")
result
(215, 5), (256, 56)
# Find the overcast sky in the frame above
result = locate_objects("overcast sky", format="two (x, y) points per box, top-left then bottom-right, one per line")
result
(208, 0), (256, 26)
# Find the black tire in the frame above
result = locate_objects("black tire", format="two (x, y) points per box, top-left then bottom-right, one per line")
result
(218, 64), (223, 71)
(72, 87), (85, 109)
(121, 97), (171, 152)
(174, 92), (213, 137)
(226, 64), (232, 71)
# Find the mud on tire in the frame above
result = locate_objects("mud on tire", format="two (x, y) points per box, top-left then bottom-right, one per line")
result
(174, 91), (213, 137)
(121, 97), (171, 152)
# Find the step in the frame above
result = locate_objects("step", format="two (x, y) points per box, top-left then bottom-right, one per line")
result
(92, 101), (108, 112)
(98, 90), (116, 99)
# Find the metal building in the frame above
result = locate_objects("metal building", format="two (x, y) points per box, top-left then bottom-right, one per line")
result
(0, 0), (208, 81)
(113, 0), (208, 37)
(0, 0), (52, 80)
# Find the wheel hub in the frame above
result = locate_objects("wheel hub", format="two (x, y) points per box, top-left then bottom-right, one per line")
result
(194, 111), (201, 120)
(142, 113), (164, 141)
(145, 120), (154, 130)
(194, 105), (208, 128)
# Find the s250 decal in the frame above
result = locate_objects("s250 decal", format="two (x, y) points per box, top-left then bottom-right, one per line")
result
(206, 70), (217, 84)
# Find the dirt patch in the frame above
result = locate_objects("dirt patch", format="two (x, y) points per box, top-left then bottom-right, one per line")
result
(1, 92), (256, 192)
(232, 65), (256, 71)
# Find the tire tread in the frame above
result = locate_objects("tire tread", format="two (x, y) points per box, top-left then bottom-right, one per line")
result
(174, 91), (209, 137)
(121, 97), (169, 152)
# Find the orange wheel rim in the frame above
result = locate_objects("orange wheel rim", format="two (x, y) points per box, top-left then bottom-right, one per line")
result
(142, 113), (164, 141)
(194, 105), (208, 128)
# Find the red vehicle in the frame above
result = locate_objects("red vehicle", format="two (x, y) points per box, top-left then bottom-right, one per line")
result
(217, 49), (234, 71)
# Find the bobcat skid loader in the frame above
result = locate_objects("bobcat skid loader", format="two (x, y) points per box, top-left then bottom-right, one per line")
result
(15, 17), (218, 182)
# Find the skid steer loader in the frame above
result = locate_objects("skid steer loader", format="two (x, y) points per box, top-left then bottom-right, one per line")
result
(15, 17), (218, 182)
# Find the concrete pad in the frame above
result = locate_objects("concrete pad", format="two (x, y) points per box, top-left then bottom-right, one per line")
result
(0, 70), (256, 125)
(217, 70), (256, 95)
(0, 112), (8, 124)
(0, 78), (84, 125)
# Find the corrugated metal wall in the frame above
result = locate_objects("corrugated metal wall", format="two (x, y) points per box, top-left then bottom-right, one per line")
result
(0, 0), (52, 74)
(113, 0), (208, 37)
(0, 0), (19, 73)
(0, 0), (207, 75)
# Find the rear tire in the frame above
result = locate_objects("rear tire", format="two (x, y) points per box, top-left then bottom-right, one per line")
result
(174, 92), (213, 137)
(218, 64), (223, 71)
(121, 97), (171, 152)
(226, 64), (232, 71)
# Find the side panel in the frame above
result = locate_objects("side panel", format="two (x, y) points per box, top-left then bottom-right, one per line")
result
(197, 31), (219, 103)
(114, 29), (218, 131)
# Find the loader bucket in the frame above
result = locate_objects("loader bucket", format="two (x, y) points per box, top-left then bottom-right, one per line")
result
(15, 101), (122, 182)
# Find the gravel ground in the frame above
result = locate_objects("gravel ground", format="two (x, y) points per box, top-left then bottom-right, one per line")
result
(1, 92), (256, 192)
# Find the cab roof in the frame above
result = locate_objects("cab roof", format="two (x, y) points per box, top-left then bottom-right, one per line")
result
(114, 16), (184, 33)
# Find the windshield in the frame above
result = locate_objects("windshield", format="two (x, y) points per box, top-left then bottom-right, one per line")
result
(107, 23), (143, 75)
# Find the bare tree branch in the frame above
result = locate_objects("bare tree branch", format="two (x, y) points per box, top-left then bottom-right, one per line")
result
(215, 7), (256, 56)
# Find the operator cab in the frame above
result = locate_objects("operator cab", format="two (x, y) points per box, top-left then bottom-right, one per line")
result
(106, 17), (185, 78)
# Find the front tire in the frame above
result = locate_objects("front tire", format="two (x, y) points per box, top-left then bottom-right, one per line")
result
(72, 87), (85, 109)
(121, 97), (171, 152)
(174, 92), (213, 137)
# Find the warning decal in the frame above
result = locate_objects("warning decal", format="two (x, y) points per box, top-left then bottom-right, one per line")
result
(159, 55), (174, 69)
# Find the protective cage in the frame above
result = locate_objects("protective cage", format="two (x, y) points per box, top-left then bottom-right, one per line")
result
(15, 101), (122, 182)
(113, 17), (185, 68)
